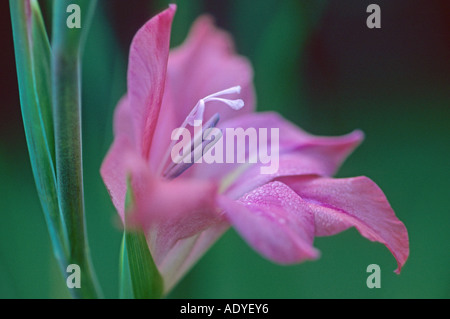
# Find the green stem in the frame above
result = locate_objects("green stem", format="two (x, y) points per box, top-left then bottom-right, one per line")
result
(52, 0), (101, 299)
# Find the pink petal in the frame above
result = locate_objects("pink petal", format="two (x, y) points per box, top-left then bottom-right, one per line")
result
(148, 16), (256, 174)
(100, 135), (134, 218)
(102, 124), (226, 293)
(135, 178), (221, 264)
(224, 152), (354, 200)
(147, 82), (179, 172)
(113, 96), (135, 145)
(127, 4), (176, 159)
(166, 15), (255, 127)
(122, 155), (225, 286)
(218, 181), (320, 264)
(217, 111), (363, 150)
(190, 112), (363, 196)
(124, 160), (220, 260)
(280, 175), (409, 273)
(158, 221), (229, 293)
(104, 146), (226, 291)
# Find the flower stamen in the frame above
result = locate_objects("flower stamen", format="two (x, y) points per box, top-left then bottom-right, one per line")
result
(163, 114), (223, 179)
(157, 86), (244, 177)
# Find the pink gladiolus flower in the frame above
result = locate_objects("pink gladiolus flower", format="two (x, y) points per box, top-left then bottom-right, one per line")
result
(101, 5), (409, 293)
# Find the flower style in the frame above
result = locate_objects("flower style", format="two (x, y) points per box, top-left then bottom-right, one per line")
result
(101, 5), (409, 293)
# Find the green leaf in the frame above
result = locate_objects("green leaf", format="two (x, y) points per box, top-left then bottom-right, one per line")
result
(10, 0), (67, 261)
(30, 0), (55, 167)
(120, 181), (164, 299)
(119, 234), (134, 299)
(11, 0), (102, 299)
(123, 230), (164, 299)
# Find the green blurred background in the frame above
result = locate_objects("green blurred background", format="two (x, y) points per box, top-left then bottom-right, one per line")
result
(1, 0), (449, 298)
